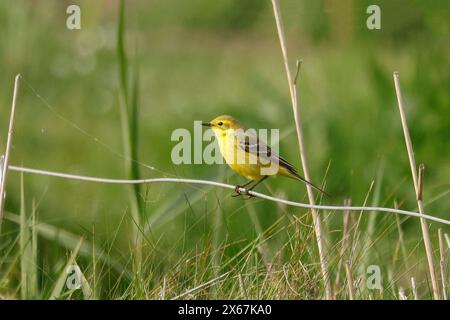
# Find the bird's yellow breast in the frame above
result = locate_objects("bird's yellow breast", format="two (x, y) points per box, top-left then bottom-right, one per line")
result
(214, 129), (265, 180)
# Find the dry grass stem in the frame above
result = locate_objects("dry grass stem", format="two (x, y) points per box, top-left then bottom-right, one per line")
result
(393, 71), (440, 299)
(171, 272), (230, 300)
(445, 233), (450, 250)
(417, 164), (425, 201)
(335, 199), (352, 291)
(411, 277), (418, 300)
(344, 262), (355, 300)
(0, 74), (21, 233)
(438, 229), (448, 299)
(271, 0), (332, 299)
(398, 287), (407, 300)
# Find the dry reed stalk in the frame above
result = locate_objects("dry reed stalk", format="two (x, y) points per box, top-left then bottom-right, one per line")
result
(411, 277), (418, 300)
(0, 74), (21, 233)
(445, 233), (450, 250)
(393, 72), (440, 299)
(159, 277), (167, 300)
(335, 199), (352, 292)
(438, 229), (448, 299)
(344, 262), (355, 300)
(171, 271), (230, 300)
(270, 0), (332, 299)
(398, 287), (407, 300)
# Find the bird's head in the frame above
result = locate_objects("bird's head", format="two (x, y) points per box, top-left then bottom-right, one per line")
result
(202, 115), (243, 135)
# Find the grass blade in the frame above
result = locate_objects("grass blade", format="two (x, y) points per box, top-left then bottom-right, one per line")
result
(116, 0), (144, 296)
(19, 174), (38, 299)
(5, 211), (130, 280)
(49, 237), (83, 300)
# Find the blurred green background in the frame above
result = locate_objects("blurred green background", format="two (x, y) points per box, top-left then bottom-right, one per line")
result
(0, 0), (448, 298)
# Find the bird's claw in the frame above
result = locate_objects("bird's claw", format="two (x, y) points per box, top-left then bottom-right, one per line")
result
(232, 185), (244, 197)
(232, 185), (254, 199)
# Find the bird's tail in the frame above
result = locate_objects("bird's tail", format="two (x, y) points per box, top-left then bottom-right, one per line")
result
(287, 169), (330, 197)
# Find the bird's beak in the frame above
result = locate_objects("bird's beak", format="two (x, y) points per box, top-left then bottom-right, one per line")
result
(202, 122), (211, 127)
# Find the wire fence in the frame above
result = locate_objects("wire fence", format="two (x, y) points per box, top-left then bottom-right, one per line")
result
(6, 164), (450, 226)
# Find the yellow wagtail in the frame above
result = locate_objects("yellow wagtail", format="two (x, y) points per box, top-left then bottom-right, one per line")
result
(202, 115), (328, 197)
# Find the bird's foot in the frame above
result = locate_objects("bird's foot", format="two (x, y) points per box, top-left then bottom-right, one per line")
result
(232, 185), (255, 199)
(232, 185), (244, 197)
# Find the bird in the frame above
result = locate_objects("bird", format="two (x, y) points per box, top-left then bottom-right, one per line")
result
(202, 115), (328, 197)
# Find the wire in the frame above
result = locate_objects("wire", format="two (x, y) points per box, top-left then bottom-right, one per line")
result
(7, 164), (450, 226)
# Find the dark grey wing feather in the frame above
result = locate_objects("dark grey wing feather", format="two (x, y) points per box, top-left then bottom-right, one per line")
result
(235, 130), (329, 195)
(236, 130), (297, 172)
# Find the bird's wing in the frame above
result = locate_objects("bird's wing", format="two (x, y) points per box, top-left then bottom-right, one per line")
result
(235, 130), (329, 195)
(236, 130), (297, 173)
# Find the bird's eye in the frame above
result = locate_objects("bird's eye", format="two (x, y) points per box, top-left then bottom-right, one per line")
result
(218, 121), (223, 126)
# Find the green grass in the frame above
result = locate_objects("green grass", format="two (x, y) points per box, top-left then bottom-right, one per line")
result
(0, 0), (449, 299)
(116, 0), (144, 297)
(19, 173), (37, 299)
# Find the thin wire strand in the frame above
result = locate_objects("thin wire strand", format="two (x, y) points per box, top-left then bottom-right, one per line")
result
(8, 165), (450, 226)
